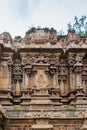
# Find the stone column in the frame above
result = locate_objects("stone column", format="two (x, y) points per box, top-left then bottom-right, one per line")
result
(82, 79), (86, 93)
(76, 72), (82, 88)
(8, 57), (13, 90)
(52, 73), (56, 88)
(24, 65), (32, 89)
(74, 65), (83, 89)
(68, 54), (75, 91)
(45, 69), (49, 88)
(28, 74), (30, 87)
(72, 72), (76, 89)
(50, 66), (56, 88)
(8, 67), (12, 89)
(33, 70), (37, 88)
(25, 72), (28, 89)
(74, 53), (85, 89)
(22, 69), (25, 90)
(60, 78), (65, 95)
(27, 73), (31, 89)
(56, 69), (59, 89)
(69, 67), (73, 90)
(16, 80), (21, 95)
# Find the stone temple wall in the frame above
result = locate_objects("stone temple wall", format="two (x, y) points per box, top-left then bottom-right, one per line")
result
(0, 28), (87, 130)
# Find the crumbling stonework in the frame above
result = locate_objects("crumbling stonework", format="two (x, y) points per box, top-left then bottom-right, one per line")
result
(0, 28), (87, 130)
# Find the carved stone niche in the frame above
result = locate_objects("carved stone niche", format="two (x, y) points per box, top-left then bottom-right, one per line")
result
(30, 64), (50, 96)
(35, 66), (49, 89)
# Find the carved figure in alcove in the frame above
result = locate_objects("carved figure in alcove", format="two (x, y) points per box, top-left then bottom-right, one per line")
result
(37, 74), (46, 88)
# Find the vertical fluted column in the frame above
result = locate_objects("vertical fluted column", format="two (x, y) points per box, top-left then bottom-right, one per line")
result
(56, 69), (59, 89)
(72, 72), (76, 89)
(23, 64), (32, 89)
(82, 79), (86, 93)
(74, 53), (85, 89)
(60, 78), (65, 95)
(52, 73), (56, 88)
(45, 69), (49, 88)
(74, 66), (82, 89)
(8, 67), (12, 89)
(22, 69), (25, 90)
(68, 53), (75, 91)
(28, 74), (30, 88)
(58, 64), (67, 95)
(33, 69), (37, 87)
(69, 67), (73, 90)
(16, 80), (20, 95)
(25, 72), (28, 89)
(50, 66), (56, 88)
(8, 57), (13, 90)
(76, 72), (82, 88)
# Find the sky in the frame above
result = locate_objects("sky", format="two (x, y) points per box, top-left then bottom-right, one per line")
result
(0, 0), (87, 38)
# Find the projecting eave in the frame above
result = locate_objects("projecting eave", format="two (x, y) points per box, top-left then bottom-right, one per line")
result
(65, 48), (87, 55)
(19, 47), (64, 54)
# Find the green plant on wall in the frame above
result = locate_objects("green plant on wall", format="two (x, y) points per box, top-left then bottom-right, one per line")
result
(14, 106), (20, 112)
(66, 105), (73, 110)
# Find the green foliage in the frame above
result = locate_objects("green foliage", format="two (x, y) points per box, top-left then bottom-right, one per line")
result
(66, 105), (73, 110)
(14, 106), (20, 111)
(58, 30), (64, 35)
(67, 15), (87, 35)
(67, 22), (73, 31)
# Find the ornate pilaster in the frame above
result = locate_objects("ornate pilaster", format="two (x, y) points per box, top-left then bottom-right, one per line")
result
(23, 62), (32, 89)
(8, 57), (13, 90)
(74, 53), (85, 89)
(59, 78), (65, 95)
(58, 60), (67, 95)
(45, 69), (50, 88)
(82, 65), (87, 94)
(32, 68), (37, 88)
(56, 68), (60, 89)
(49, 65), (56, 88)
(12, 64), (23, 95)
(82, 79), (86, 93)
(74, 53), (86, 108)
(22, 68), (25, 90)
(67, 53), (75, 91)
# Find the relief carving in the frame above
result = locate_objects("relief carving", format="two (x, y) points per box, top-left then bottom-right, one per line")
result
(36, 70), (47, 88)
